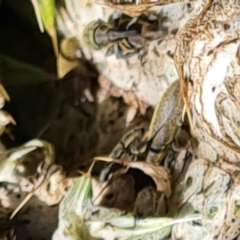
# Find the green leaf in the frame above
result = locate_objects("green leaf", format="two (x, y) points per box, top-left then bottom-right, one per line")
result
(234, 204), (240, 215)
(55, 172), (202, 240)
(37, 0), (55, 31)
(65, 212), (95, 240)
(207, 206), (218, 219)
(0, 54), (55, 86)
(203, 182), (215, 194)
(31, 0), (58, 56)
(60, 175), (92, 220)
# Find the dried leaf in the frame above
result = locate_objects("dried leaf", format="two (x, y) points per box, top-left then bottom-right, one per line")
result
(97, 172), (136, 211)
(53, 158), (201, 240)
(102, 158), (172, 198)
(133, 186), (157, 217)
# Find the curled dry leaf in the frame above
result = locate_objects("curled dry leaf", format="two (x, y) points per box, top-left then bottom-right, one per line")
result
(96, 172), (136, 212)
(133, 186), (159, 217)
(53, 165), (201, 240)
(92, 167), (136, 210)
(112, 159), (172, 197)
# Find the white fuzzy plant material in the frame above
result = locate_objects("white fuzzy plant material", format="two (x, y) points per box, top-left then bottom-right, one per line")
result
(174, 0), (240, 162)
(169, 0), (240, 239)
(57, 1), (196, 107)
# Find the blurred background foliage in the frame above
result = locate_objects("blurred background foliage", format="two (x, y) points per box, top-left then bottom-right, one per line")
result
(0, 0), (56, 75)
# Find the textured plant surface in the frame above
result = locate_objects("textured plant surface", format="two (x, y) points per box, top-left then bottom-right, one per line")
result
(1, 1), (240, 239)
